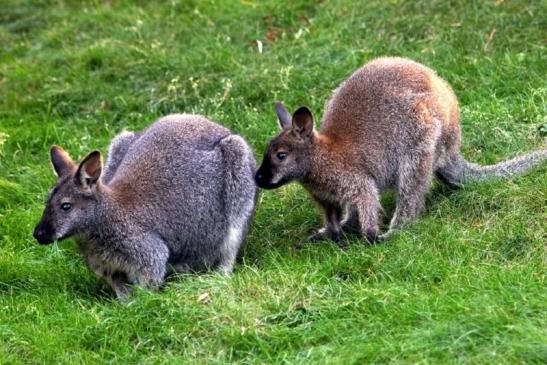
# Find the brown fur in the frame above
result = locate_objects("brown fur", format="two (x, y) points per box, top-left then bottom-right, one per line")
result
(255, 57), (546, 246)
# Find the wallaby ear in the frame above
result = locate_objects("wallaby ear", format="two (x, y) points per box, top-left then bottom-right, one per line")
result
(275, 102), (292, 130)
(50, 145), (75, 177)
(75, 151), (102, 189)
(292, 106), (314, 139)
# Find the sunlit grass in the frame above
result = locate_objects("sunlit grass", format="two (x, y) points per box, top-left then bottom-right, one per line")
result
(0, 0), (545, 363)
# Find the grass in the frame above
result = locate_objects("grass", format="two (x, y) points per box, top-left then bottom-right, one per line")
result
(0, 0), (546, 363)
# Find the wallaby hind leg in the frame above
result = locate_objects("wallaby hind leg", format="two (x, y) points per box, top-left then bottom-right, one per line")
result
(218, 213), (251, 275)
(306, 196), (344, 248)
(216, 134), (257, 275)
(131, 232), (170, 290)
(217, 194), (255, 275)
(353, 179), (381, 243)
(384, 153), (434, 239)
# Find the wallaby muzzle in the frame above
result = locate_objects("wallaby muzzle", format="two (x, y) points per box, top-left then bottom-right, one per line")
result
(254, 160), (279, 189)
(33, 218), (55, 245)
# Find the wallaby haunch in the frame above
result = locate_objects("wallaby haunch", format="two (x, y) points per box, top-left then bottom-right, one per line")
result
(255, 57), (546, 246)
(34, 114), (257, 299)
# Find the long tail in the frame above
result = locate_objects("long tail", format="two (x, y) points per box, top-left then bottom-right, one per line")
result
(437, 149), (547, 187)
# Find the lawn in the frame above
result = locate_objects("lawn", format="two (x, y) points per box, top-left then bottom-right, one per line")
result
(0, 0), (546, 363)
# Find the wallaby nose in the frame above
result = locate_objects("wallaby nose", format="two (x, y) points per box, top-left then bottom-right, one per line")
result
(254, 171), (272, 189)
(33, 227), (44, 240)
(33, 226), (53, 245)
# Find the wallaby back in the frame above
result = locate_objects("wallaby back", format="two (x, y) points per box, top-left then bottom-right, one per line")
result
(104, 114), (256, 272)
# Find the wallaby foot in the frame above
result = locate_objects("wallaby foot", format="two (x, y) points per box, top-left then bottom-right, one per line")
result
(377, 229), (397, 242)
(340, 205), (361, 233)
(302, 227), (346, 248)
(305, 195), (346, 249)
(217, 260), (235, 276)
(108, 271), (133, 301)
(302, 206), (359, 248)
(306, 228), (329, 242)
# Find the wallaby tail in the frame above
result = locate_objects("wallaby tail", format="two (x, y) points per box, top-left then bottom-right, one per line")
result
(437, 149), (547, 188)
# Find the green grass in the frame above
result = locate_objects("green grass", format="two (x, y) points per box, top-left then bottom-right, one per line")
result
(1, 0), (546, 363)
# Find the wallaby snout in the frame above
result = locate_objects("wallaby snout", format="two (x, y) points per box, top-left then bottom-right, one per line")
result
(255, 158), (292, 190)
(255, 159), (278, 189)
(33, 219), (54, 245)
(254, 170), (267, 188)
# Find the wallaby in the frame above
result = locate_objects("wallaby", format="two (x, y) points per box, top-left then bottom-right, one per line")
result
(34, 114), (257, 299)
(255, 57), (546, 247)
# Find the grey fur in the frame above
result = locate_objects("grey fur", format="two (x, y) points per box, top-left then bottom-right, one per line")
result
(255, 57), (546, 246)
(101, 130), (141, 184)
(34, 114), (257, 299)
(438, 150), (547, 187)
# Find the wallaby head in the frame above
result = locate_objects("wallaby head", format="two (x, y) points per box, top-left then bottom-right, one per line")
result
(255, 102), (316, 189)
(33, 146), (102, 244)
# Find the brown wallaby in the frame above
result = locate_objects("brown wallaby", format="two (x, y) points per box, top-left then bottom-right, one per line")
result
(33, 114), (257, 299)
(255, 57), (546, 247)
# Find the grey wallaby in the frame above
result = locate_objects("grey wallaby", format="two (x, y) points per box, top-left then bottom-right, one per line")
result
(255, 57), (546, 247)
(34, 114), (257, 299)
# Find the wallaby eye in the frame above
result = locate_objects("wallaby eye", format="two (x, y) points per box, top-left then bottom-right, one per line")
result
(276, 152), (288, 161)
(60, 202), (72, 211)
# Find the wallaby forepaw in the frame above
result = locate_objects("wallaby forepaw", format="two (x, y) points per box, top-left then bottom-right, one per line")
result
(296, 229), (341, 249)
(114, 286), (133, 302)
(306, 229), (329, 243)
(217, 263), (235, 276)
(364, 228), (381, 245)
(299, 231), (347, 250)
(377, 231), (394, 243)
(330, 232), (348, 249)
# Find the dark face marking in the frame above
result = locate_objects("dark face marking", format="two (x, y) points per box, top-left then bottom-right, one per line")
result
(255, 130), (313, 189)
(33, 203), (56, 245)
(33, 173), (96, 245)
